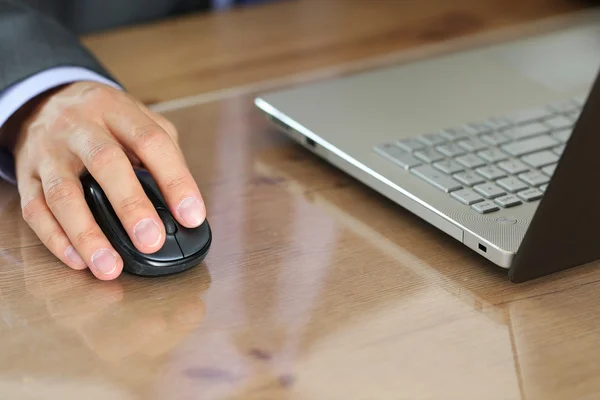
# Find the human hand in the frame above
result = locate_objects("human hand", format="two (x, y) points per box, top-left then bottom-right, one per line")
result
(13, 81), (206, 280)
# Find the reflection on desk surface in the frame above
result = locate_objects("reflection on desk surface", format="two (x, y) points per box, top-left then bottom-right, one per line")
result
(0, 242), (210, 399)
(1, 95), (600, 399)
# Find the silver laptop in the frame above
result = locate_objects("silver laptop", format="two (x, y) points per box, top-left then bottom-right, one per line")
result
(254, 9), (600, 282)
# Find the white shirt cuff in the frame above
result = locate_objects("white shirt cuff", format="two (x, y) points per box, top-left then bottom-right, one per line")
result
(0, 67), (121, 184)
(0, 66), (121, 128)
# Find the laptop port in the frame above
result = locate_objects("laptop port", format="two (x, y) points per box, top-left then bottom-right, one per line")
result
(305, 137), (317, 148)
(478, 243), (487, 253)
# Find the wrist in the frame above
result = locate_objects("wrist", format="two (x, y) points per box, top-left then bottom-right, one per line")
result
(1, 85), (68, 153)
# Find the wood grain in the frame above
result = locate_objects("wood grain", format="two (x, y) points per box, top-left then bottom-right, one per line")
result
(82, 0), (586, 104)
(2, 92), (600, 399)
(1, 1), (599, 399)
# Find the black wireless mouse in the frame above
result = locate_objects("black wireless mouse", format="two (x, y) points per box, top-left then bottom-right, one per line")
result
(81, 169), (212, 277)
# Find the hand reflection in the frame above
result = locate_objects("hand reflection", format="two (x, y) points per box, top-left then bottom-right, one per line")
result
(22, 247), (210, 363)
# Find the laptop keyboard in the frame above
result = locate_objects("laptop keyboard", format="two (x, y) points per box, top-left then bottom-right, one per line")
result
(374, 97), (584, 214)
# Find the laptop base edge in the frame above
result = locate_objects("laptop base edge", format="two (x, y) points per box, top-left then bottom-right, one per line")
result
(256, 98), (515, 271)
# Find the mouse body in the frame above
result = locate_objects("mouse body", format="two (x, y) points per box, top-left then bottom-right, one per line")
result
(82, 169), (211, 277)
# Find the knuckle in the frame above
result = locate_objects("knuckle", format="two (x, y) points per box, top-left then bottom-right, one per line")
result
(80, 83), (118, 103)
(87, 142), (123, 171)
(133, 124), (168, 151)
(44, 178), (81, 209)
(44, 227), (65, 251)
(118, 195), (146, 215)
(155, 116), (178, 137)
(53, 108), (78, 131)
(73, 229), (102, 248)
(165, 175), (190, 192)
(21, 197), (47, 223)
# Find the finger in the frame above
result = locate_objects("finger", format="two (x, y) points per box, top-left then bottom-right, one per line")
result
(105, 105), (206, 228)
(147, 111), (183, 154)
(19, 176), (88, 271)
(123, 148), (143, 167)
(67, 123), (166, 253)
(135, 103), (179, 142)
(39, 165), (123, 280)
(127, 97), (181, 156)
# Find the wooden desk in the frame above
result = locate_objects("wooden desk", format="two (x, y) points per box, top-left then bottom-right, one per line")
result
(1, 1), (599, 399)
(82, 0), (587, 104)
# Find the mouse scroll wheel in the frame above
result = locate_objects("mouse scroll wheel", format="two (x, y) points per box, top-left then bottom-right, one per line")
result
(157, 208), (178, 235)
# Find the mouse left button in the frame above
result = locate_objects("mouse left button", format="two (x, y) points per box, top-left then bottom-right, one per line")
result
(144, 234), (184, 262)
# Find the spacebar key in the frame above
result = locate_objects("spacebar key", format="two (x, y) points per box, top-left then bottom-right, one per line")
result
(411, 165), (463, 193)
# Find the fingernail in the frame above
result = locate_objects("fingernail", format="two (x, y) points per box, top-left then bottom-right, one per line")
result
(65, 246), (85, 266)
(91, 249), (117, 275)
(134, 219), (162, 247)
(177, 197), (205, 227)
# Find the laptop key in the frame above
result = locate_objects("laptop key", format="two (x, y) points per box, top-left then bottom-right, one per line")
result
(486, 117), (512, 131)
(436, 143), (466, 157)
(495, 194), (522, 208)
(553, 145), (566, 155)
(475, 165), (507, 180)
(463, 122), (493, 135)
(451, 189), (485, 205)
(496, 177), (528, 193)
(540, 184), (549, 192)
(544, 116), (573, 131)
(440, 128), (471, 141)
(519, 171), (550, 186)
(474, 183), (506, 199)
(481, 131), (510, 146)
(453, 171), (485, 186)
(547, 99), (581, 113)
(566, 110), (581, 122)
(503, 122), (549, 141)
(374, 144), (422, 169)
(541, 163), (557, 176)
(501, 135), (558, 157)
(551, 128), (572, 143)
(414, 148), (445, 163)
(478, 148), (509, 163)
(458, 138), (488, 152)
(455, 154), (486, 169)
(418, 133), (447, 146)
(411, 166), (462, 193)
(472, 201), (500, 214)
(521, 150), (559, 168)
(507, 107), (553, 125)
(518, 188), (543, 202)
(433, 160), (464, 174)
(497, 159), (529, 175)
(397, 138), (426, 152)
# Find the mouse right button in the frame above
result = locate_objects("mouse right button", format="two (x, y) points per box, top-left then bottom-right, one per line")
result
(175, 222), (211, 258)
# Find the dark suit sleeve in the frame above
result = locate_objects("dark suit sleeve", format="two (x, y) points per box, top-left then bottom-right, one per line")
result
(0, 0), (117, 92)
(0, 1), (122, 185)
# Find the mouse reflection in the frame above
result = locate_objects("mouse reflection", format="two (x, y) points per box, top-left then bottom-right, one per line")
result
(0, 240), (210, 398)
(21, 250), (211, 363)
